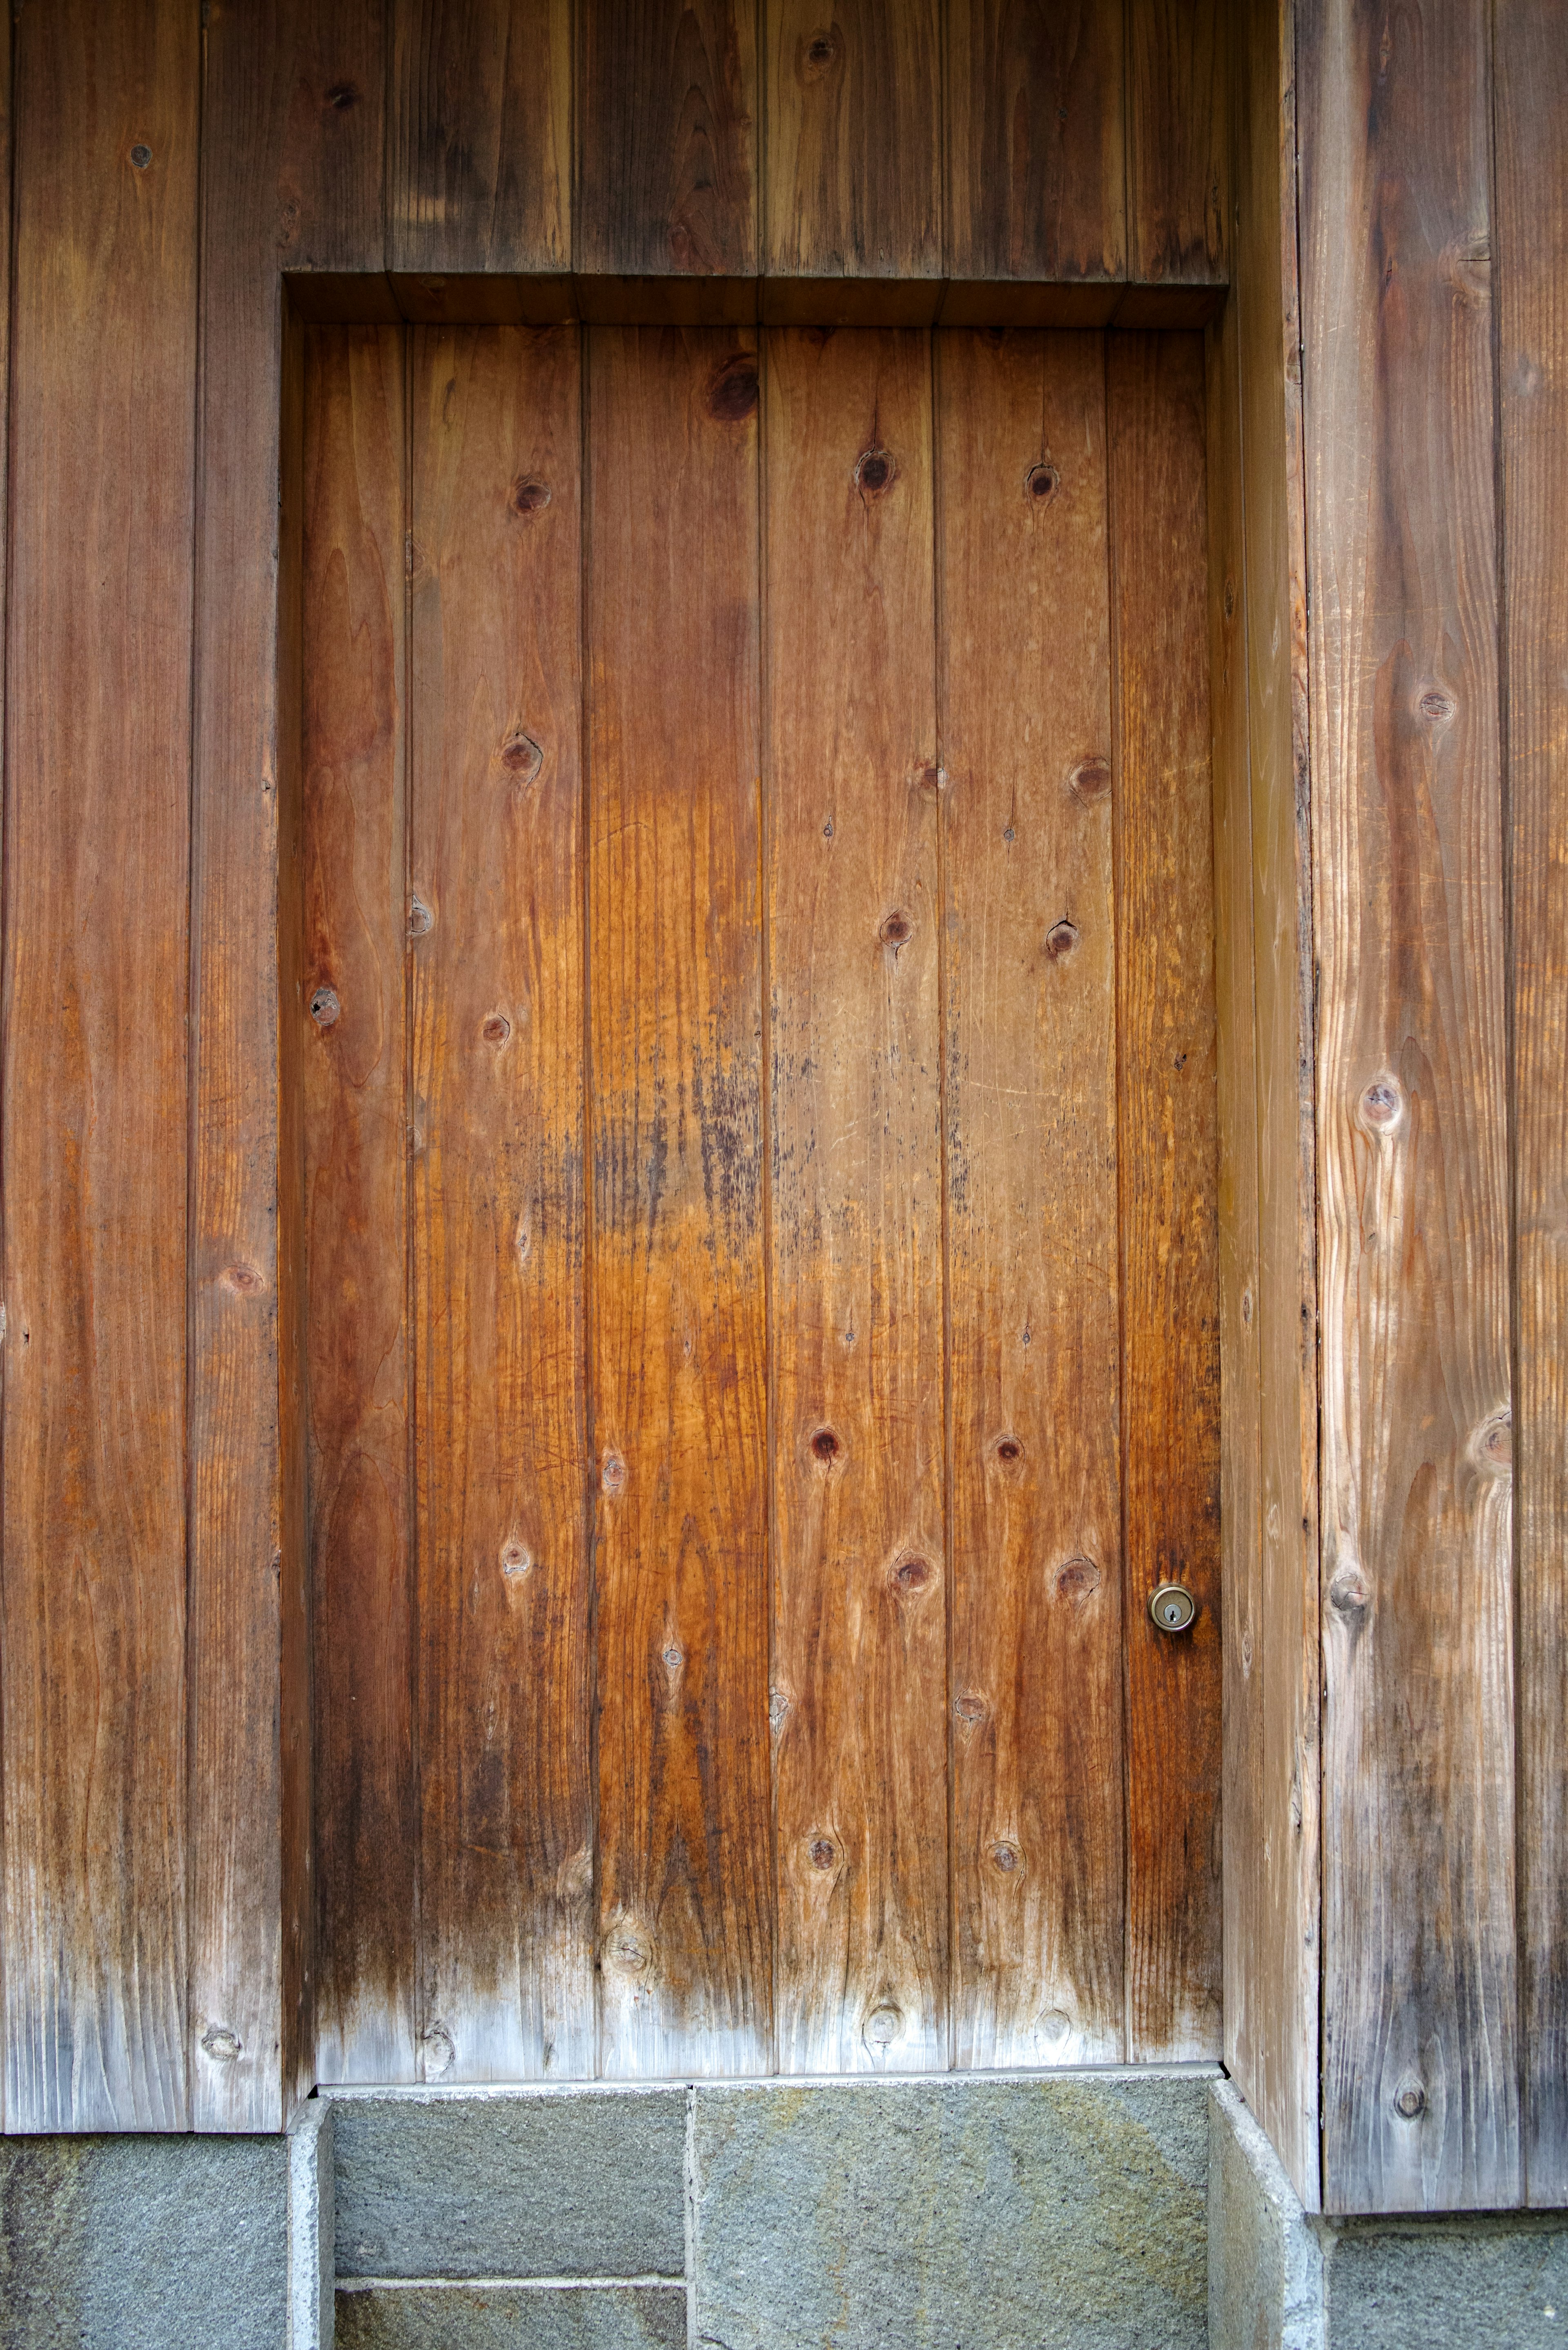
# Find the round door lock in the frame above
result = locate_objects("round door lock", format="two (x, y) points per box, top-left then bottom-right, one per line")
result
(1149, 1582), (1197, 1634)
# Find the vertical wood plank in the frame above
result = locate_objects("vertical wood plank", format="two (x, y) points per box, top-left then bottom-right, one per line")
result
(302, 325), (416, 2086)
(193, 0), (386, 2128)
(389, 0), (572, 277)
(0, 0), (11, 2139)
(1230, 0), (1321, 2209)
(1125, 0), (1226, 289)
(764, 0), (942, 280)
(2, 0), (197, 2130)
(1300, 0), (1517, 2212)
(588, 327), (771, 2076)
(1497, 0), (1568, 2213)
(944, 0), (1125, 284)
(577, 0), (757, 276)
(1108, 330), (1223, 2063)
(767, 329), (945, 2074)
(410, 323), (594, 2082)
(941, 330), (1124, 2069)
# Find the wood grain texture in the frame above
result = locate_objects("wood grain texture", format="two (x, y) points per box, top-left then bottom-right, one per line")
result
(389, 0), (571, 276)
(1, 0), (197, 2130)
(193, 0), (386, 2131)
(577, 0), (756, 276)
(944, 0), (1125, 283)
(588, 328), (771, 2075)
(1125, 0), (1225, 287)
(1229, 0), (1321, 2210)
(0, 0), (11, 2139)
(1301, 0), (1517, 2213)
(764, 0), (942, 279)
(766, 330), (945, 2074)
(1498, 0), (1568, 2214)
(1109, 330), (1222, 2064)
(410, 325), (594, 2082)
(302, 326), (415, 2086)
(940, 331), (1124, 2069)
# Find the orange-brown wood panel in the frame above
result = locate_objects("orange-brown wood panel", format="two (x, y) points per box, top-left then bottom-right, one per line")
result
(766, 329), (946, 2074)
(764, 0), (942, 281)
(940, 330), (1124, 2069)
(193, 0), (387, 2129)
(1301, 0), (1517, 2213)
(944, 0), (1125, 287)
(577, 0), (757, 277)
(302, 325), (416, 2086)
(1498, 0), (1568, 2213)
(588, 327), (772, 2076)
(1108, 330), (1222, 2063)
(410, 324), (594, 2082)
(1125, 0), (1226, 295)
(2, 0), (197, 2130)
(389, 0), (571, 282)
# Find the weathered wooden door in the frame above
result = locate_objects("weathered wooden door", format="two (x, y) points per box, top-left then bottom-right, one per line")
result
(301, 321), (1219, 2085)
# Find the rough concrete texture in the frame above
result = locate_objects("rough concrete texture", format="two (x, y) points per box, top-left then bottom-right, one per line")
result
(334, 2284), (686, 2348)
(329, 2089), (688, 2282)
(1208, 2080), (1323, 2350)
(692, 2069), (1214, 2350)
(1321, 2213), (1568, 2349)
(0, 2131), (288, 2350)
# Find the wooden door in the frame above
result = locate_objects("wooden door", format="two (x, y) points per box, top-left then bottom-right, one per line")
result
(300, 320), (1220, 2084)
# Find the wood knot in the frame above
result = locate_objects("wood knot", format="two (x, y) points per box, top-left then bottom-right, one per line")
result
(200, 2024), (241, 2061)
(879, 908), (912, 950)
(607, 1929), (650, 1974)
(995, 1435), (1023, 1467)
(1045, 918), (1079, 961)
(662, 1642), (684, 1673)
(499, 1540), (531, 1577)
(500, 730), (543, 781)
(483, 1013), (512, 1045)
(1241, 1286), (1254, 1327)
(1037, 2007), (1072, 2046)
(953, 1691), (988, 1725)
(601, 1452), (626, 1494)
(769, 1688), (791, 1733)
(1392, 2076), (1426, 2121)
(1025, 462), (1060, 506)
(408, 893), (433, 938)
(1327, 1561), (1370, 1618)
(509, 474), (551, 518)
(991, 1841), (1020, 1874)
(130, 143), (153, 171)
(915, 760), (943, 798)
(1054, 1555), (1100, 1605)
(1359, 1075), (1403, 1133)
(1223, 575), (1236, 620)
(855, 446), (896, 499)
(892, 1552), (932, 1592)
(862, 2004), (901, 2048)
(1067, 754), (1111, 803)
(1474, 1407), (1512, 1473)
(222, 1263), (265, 1296)
(1418, 684), (1456, 724)
(420, 2021), (456, 2074)
(707, 352), (758, 423)
(807, 1835), (837, 1871)
(309, 985), (341, 1028)
(801, 25), (842, 77)
(324, 80), (361, 110)
(810, 1425), (842, 1465)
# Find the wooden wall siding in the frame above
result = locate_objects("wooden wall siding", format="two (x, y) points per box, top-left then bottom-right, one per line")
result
(1496, 0), (1568, 2212)
(1125, 0), (1227, 295)
(1300, 0), (1518, 2212)
(767, 330), (946, 2075)
(765, 1), (943, 282)
(0, 0), (198, 2134)
(579, 2), (756, 279)
(389, 0), (572, 278)
(298, 322), (1220, 2082)
(1109, 332), (1222, 2059)
(940, 332), (1124, 2070)
(1210, 0), (1319, 2209)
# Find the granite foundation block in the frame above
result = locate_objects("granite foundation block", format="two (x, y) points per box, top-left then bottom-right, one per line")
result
(334, 2282), (687, 2349)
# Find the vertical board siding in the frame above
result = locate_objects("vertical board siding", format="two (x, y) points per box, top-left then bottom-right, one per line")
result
(410, 325), (593, 2082)
(576, 0), (757, 277)
(587, 328), (772, 2076)
(303, 326), (416, 2085)
(1301, 0), (1517, 2212)
(766, 330), (946, 2074)
(944, 2), (1125, 287)
(1, 0), (198, 2130)
(1125, 0), (1227, 291)
(1495, 0), (1568, 2212)
(389, 0), (572, 279)
(941, 332), (1125, 2069)
(764, 0), (942, 280)
(1109, 331), (1223, 2063)
(193, 0), (387, 2129)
